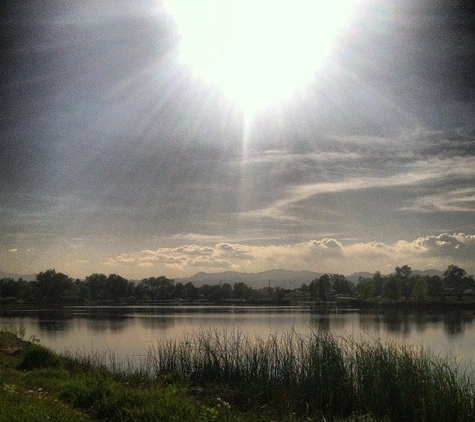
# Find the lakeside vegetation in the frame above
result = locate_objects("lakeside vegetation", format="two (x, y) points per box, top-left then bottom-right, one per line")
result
(0, 264), (474, 307)
(1, 327), (474, 421)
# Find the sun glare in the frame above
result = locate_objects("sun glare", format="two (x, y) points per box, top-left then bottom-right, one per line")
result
(163, 0), (358, 114)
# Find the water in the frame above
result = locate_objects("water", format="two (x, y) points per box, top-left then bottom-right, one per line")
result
(1, 305), (475, 365)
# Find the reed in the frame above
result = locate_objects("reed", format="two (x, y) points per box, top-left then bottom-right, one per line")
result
(4, 326), (473, 421)
(146, 329), (475, 421)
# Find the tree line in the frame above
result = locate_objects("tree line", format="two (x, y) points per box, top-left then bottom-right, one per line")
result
(0, 264), (473, 305)
(353, 264), (475, 302)
(303, 264), (474, 303)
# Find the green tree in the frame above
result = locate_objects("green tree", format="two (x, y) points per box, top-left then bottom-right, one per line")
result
(184, 282), (198, 301)
(395, 265), (413, 301)
(331, 274), (355, 296)
(318, 274), (331, 304)
(357, 278), (373, 300)
(395, 265), (413, 279)
(0, 278), (20, 298)
(34, 269), (73, 304)
(174, 282), (186, 299)
(372, 271), (384, 297)
(140, 276), (175, 302)
(221, 283), (233, 300)
(383, 276), (400, 301)
(85, 273), (108, 301)
(443, 265), (475, 300)
(412, 277), (428, 301)
(233, 282), (253, 300)
(106, 274), (132, 301)
(427, 275), (444, 299)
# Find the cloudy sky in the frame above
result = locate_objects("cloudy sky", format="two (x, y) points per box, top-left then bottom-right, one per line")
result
(1, 0), (474, 279)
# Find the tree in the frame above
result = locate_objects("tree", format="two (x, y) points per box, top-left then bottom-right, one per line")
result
(0, 278), (20, 298)
(221, 283), (233, 300)
(331, 274), (355, 296)
(383, 276), (400, 301)
(35, 269), (73, 303)
(395, 265), (413, 301)
(412, 277), (428, 301)
(372, 271), (384, 297)
(85, 273), (108, 301)
(106, 274), (132, 301)
(357, 278), (373, 300)
(309, 278), (318, 301)
(140, 276), (175, 302)
(317, 274), (331, 304)
(174, 282), (186, 299)
(184, 282), (199, 301)
(233, 282), (253, 300)
(427, 275), (444, 299)
(395, 265), (413, 279)
(443, 265), (475, 300)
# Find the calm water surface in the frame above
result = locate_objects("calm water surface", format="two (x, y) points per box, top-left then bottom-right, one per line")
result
(1, 306), (475, 365)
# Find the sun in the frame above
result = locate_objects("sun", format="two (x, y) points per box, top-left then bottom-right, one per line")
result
(163, 0), (358, 114)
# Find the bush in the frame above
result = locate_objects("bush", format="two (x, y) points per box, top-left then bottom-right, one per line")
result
(18, 344), (61, 370)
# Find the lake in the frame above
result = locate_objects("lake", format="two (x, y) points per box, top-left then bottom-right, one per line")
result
(1, 305), (475, 366)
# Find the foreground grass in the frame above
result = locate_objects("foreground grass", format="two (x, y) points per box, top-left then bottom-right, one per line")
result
(1, 327), (474, 421)
(146, 329), (475, 421)
(0, 329), (251, 422)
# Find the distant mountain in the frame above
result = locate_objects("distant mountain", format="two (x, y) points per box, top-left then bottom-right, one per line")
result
(413, 269), (444, 277)
(0, 268), (447, 286)
(346, 269), (445, 282)
(346, 272), (375, 283)
(177, 268), (447, 288)
(176, 269), (323, 289)
(0, 270), (36, 281)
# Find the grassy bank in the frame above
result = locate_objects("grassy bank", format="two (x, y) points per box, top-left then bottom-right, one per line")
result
(1, 327), (474, 421)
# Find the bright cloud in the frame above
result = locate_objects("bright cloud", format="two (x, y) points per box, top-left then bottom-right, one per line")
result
(105, 232), (475, 278)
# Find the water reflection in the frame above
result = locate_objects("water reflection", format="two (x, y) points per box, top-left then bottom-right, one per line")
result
(35, 310), (72, 333)
(1, 306), (475, 361)
(138, 316), (174, 330)
(414, 312), (430, 333)
(311, 314), (330, 332)
(443, 311), (475, 338)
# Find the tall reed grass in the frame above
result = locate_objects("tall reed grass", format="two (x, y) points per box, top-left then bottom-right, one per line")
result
(144, 329), (475, 421)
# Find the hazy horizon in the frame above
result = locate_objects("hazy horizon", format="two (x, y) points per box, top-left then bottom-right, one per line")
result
(1, 1), (474, 279)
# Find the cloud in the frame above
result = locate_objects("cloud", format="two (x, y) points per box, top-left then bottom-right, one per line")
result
(105, 232), (475, 277)
(399, 187), (475, 213)
(8, 248), (18, 252)
(170, 233), (227, 243)
(400, 233), (475, 259)
(215, 243), (255, 260)
(106, 244), (239, 275)
(241, 155), (475, 221)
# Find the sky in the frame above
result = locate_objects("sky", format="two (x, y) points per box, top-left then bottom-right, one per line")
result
(1, 0), (475, 279)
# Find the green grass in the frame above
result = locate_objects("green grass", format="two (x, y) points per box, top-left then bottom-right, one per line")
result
(1, 326), (474, 421)
(0, 329), (292, 422)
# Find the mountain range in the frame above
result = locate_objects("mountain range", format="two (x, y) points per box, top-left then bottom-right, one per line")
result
(174, 269), (444, 289)
(0, 268), (445, 288)
(0, 270), (36, 281)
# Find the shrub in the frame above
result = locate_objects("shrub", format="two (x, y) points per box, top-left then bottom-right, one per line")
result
(18, 344), (61, 370)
